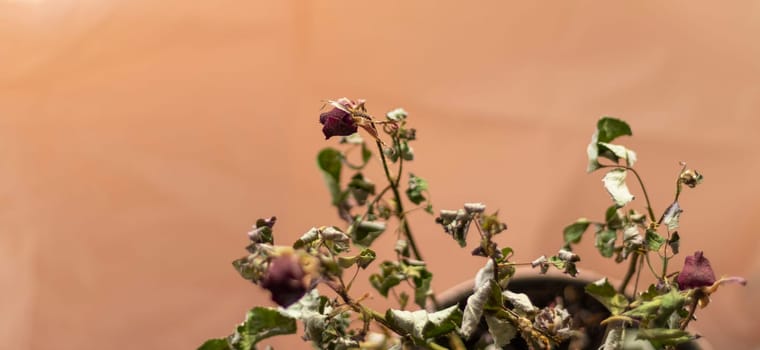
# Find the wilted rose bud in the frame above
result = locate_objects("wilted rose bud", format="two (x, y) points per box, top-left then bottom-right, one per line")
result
(679, 169), (703, 188)
(260, 254), (306, 307)
(319, 105), (357, 139)
(677, 251), (716, 290)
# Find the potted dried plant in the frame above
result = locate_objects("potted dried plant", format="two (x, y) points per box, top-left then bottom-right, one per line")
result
(199, 98), (746, 350)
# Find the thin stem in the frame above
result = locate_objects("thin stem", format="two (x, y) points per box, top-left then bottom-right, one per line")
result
(680, 291), (700, 331)
(599, 164), (656, 294)
(376, 141), (424, 261)
(346, 265), (361, 291)
(644, 252), (659, 278)
(618, 252), (640, 295)
(633, 252), (644, 296)
(599, 164), (656, 222)
(662, 230), (671, 280)
(394, 139), (404, 186)
(357, 184), (391, 223)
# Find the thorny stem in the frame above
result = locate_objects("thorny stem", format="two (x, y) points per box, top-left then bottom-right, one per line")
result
(376, 141), (424, 262)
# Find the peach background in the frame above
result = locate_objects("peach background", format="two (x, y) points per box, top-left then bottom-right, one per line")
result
(1, 1), (759, 349)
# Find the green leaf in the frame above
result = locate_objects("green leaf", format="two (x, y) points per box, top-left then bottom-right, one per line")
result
(585, 278), (630, 315)
(461, 279), (501, 338)
(623, 289), (685, 327)
(500, 247), (514, 260)
(563, 218), (590, 245)
(598, 142), (637, 167)
(356, 248), (376, 269)
(348, 173), (375, 206)
(350, 219), (386, 247)
(369, 262), (404, 297)
(605, 206), (624, 230)
(645, 229), (665, 251)
(232, 257), (261, 282)
(293, 227), (320, 249)
(636, 329), (695, 347)
(597, 117), (632, 143)
(603, 168), (635, 207)
(399, 141), (414, 161)
(386, 305), (462, 340)
(413, 268), (433, 309)
(398, 291), (410, 310)
(227, 307), (296, 350)
(361, 142), (372, 164)
(595, 228), (617, 258)
(406, 173), (429, 205)
(586, 117), (633, 173)
(480, 211), (508, 236)
(280, 290), (355, 348)
(317, 148), (343, 206)
(198, 338), (230, 350)
(548, 255), (579, 277)
(337, 248), (376, 269)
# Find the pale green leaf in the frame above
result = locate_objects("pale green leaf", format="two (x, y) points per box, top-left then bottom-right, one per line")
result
(317, 148), (343, 206)
(386, 305), (461, 340)
(413, 268), (433, 309)
(502, 291), (536, 316)
(406, 173), (429, 205)
(485, 314), (517, 347)
(645, 229), (665, 251)
(586, 130), (601, 173)
(662, 202), (683, 231)
(595, 228), (617, 258)
(198, 339), (230, 350)
(585, 278), (630, 315)
(461, 279), (500, 338)
(636, 328), (695, 347)
(224, 307), (296, 350)
(603, 168), (634, 207)
(598, 142), (637, 167)
(563, 218), (590, 245)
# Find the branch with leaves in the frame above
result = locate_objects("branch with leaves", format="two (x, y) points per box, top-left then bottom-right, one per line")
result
(200, 103), (745, 350)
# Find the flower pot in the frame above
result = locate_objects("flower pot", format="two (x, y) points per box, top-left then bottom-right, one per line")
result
(432, 270), (710, 350)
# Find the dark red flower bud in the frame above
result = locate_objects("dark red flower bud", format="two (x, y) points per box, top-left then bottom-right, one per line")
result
(319, 107), (357, 139)
(677, 251), (716, 290)
(260, 255), (306, 307)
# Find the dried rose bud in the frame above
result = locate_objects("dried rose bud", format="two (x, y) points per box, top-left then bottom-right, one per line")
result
(260, 254), (306, 307)
(677, 251), (716, 290)
(679, 169), (703, 188)
(319, 101), (358, 139)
